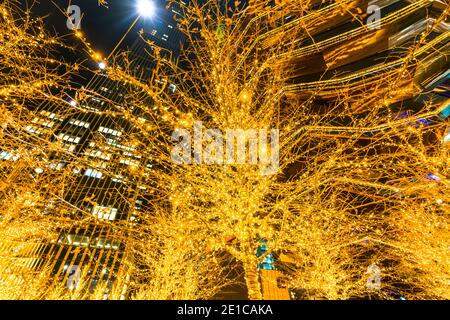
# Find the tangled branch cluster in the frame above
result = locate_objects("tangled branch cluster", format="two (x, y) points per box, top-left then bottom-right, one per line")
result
(0, 0), (448, 300)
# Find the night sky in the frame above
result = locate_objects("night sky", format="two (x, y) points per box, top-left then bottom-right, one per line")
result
(22, 0), (174, 87)
(30, 0), (169, 61)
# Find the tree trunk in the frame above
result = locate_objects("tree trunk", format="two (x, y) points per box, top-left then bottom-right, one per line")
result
(243, 260), (262, 300)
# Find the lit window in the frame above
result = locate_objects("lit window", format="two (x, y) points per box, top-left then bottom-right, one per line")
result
(25, 125), (43, 135)
(32, 117), (55, 128)
(58, 133), (81, 144)
(107, 139), (135, 151)
(99, 126), (122, 136)
(106, 138), (118, 146)
(85, 168), (103, 179)
(94, 237), (120, 249)
(92, 205), (118, 221)
(85, 149), (111, 160)
(49, 162), (64, 170)
(119, 158), (140, 167)
(62, 143), (76, 152)
(62, 234), (89, 247)
(69, 119), (90, 128)
(112, 174), (124, 184)
(81, 104), (100, 112)
(39, 110), (56, 119)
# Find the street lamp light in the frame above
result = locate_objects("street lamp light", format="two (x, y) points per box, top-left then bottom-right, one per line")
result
(107, 0), (157, 60)
(137, 0), (156, 18)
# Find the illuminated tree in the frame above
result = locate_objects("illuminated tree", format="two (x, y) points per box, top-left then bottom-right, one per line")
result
(0, 0), (448, 300)
(104, 0), (447, 299)
(375, 121), (450, 300)
(0, 0), (79, 299)
(125, 211), (234, 300)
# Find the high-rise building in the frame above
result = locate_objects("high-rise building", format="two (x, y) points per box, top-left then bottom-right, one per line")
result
(1, 2), (187, 298)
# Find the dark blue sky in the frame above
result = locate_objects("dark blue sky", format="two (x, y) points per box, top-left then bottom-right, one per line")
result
(32, 0), (169, 58)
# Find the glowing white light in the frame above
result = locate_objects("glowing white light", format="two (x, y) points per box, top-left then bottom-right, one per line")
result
(98, 61), (106, 70)
(443, 130), (450, 143)
(70, 100), (77, 107)
(34, 168), (44, 174)
(137, 0), (156, 17)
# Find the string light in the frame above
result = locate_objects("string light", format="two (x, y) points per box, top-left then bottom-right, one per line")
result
(0, 0), (448, 300)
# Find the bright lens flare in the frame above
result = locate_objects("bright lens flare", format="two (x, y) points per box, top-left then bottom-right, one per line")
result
(137, 0), (156, 18)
